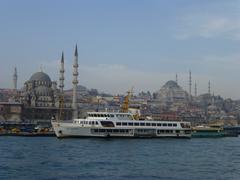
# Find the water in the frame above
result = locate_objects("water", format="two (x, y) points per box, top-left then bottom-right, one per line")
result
(0, 137), (240, 180)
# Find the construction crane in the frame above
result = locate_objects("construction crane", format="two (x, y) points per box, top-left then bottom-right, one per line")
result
(120, 87), (134, 113)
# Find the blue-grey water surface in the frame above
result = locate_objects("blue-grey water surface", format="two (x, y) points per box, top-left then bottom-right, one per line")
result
(0, 137), (240, 180)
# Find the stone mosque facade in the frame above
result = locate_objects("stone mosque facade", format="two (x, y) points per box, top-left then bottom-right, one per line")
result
(16, 48), (78, 122)
(20, 72), (60, 108)
(155, 80), (189, 104)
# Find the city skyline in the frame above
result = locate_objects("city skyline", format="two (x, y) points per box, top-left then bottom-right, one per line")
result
(0, 0), (240, 99)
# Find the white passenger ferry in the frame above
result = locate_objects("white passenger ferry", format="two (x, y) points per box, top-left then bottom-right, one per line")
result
(51, 112), (191, 138)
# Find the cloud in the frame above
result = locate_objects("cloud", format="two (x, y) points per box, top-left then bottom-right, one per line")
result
(175, 14), (240, 40)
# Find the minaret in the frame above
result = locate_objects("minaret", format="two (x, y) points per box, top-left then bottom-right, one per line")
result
(212, 92), (215, 105)
(194, 82), (197, 97)
(208, 80), (211, 95)
(176, 73), (178, 84)
(189, 70), (192, 96)
(72, 45), (79, 119)
(13, 67), (17, 90)
(59, 51), (65, 93)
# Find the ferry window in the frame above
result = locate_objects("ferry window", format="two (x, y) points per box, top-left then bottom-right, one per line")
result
(100, 121), (115, 127)
(146, 123), (150, 126)
(128, 122), (133, 126)
(110, 115), (114, 118)
(168, 123), (173, 127)
(107, 114), (110, 117)
(170, 130), (173, 133)
(99, 129), (105, 132)
(116, 122), (121, 126)
(180, 123), (185, 128)
(94, 129), (98, 133)
(163, 123), (167, 127)
(113, 129), (119, 133)
(122, 122), (127, 126)
(166, 130), (169, 133)
(120, 129), (125, 133)
(107, 129), (112, 133)
(96, 121), (99, 125)
(134, 122), (139, 126)
(176, 130), (180, 133)
(157, 123), (161, 126)
(140, 123), (145, 126)
(152, 123), (156, 126)
(100, 114), (104, 117)
(173, 124), (177, 127)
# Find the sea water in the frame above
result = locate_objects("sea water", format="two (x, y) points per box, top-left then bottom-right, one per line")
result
(0, 137), (240, 180)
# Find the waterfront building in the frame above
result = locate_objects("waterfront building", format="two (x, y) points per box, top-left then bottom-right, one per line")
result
(0, 102), (22, 122)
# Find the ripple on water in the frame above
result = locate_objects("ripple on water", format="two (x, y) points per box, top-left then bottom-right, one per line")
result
(0, 137), (240, 180)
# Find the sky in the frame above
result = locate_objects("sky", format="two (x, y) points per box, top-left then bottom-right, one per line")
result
(0, 0), (240, 99)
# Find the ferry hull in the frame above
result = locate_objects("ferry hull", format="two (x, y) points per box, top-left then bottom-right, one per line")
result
(52, 121), (191, 138)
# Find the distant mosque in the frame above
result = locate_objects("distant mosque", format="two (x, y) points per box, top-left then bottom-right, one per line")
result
(155, 80), (189, 104)
(20, 71), (58, 107)
(14, 45), (79, 121)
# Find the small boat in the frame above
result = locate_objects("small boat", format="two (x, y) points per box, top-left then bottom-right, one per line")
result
(51, 112), (191, 138)
(191, 125), (225, 138)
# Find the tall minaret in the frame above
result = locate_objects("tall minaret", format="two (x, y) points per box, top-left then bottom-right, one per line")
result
(194, 82), (197, 97)
(208, 80), (211, 95)
(189, 70), (192, 96)
(176, 73), (178, 84)
(13, 67), (17, 90)
(59, 51), (65, 93)
(72, 45), (79, 119)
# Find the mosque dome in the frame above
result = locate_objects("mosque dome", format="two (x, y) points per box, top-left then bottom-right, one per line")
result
(155, 80), (189, 103)
(30, 72), (51, 83)
(163, 80), (179, 88)
(35, 86), (53, 96)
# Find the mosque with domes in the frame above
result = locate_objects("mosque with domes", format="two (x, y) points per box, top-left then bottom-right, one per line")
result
(17, 47), (79, 122)
(155, 80), (190, 105)
(21, 71), (59, 108)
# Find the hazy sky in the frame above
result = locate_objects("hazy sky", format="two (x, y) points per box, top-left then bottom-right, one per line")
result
(0, 0), (240, 99)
